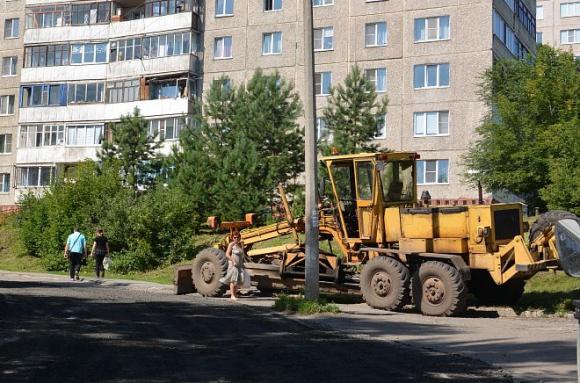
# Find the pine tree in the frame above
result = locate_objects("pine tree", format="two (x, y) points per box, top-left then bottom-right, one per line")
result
(173, 71), (304, 220)
(99, 108), (162, 191)
(322, 65), (388, 154)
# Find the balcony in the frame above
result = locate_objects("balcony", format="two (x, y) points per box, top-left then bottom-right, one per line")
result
(21, 64), (107, 83)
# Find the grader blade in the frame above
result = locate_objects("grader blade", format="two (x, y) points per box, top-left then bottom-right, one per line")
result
(556, 219), (580, 277)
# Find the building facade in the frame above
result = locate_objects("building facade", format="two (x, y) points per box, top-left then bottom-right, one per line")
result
(204, 0), (537, 200)
(14, 0), (200, 201)
(536, 0), (580, 58)
(0, 0), (24, 207)
(1, 0), (537, 205)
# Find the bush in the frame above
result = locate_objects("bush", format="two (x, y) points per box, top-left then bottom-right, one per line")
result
(17, 161), (203, 273)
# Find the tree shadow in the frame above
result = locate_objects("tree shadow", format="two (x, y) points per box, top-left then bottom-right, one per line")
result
(0, 279), (512, 383)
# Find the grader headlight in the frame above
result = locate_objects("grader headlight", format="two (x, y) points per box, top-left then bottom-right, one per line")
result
(476, 226), (491, 244)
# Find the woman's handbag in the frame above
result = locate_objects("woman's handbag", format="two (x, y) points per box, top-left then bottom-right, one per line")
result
(103, 256), (112, 270)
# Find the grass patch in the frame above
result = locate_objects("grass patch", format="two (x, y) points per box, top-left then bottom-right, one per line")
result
(515, 271), (580, 315)
(273, 294), (340, 315)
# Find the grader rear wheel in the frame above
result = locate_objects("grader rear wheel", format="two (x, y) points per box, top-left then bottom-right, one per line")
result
(360, 256), (411, 311)
(412, 261), (467, 317)
(192, 248), (228, 297)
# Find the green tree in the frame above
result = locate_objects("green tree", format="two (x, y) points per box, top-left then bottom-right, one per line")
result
(99, 108), (163, 191)
(463, 45), (580, 212)
(173, 71), (304, 220)
(322, 65), (388, 154)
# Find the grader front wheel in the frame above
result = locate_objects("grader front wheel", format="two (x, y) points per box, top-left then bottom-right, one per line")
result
(412, 261), (467, 317)
(192, 248), (228, 297)
(360, 256), (411, 311)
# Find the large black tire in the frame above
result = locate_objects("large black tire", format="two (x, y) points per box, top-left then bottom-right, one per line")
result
(360, 256), (411, 311)
(192, 248), (228, 297)
(468, 270), (525, 306)
(412, 261), (467, 317)
(529, 211), (579, 243)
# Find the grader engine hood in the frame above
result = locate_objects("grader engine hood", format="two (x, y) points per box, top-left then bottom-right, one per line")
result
(556, 219), (580, 277)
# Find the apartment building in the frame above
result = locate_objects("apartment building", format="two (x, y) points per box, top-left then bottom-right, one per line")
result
(204, 0), (537, 200)
(536, 0), (580, 58)
(0, 0), (24, 207)
(14, 0), (200, 201)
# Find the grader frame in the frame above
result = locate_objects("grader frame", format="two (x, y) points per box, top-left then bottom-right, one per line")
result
(187, 151), (577, 316)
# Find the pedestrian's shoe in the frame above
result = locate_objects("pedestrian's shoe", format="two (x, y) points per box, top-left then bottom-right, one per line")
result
(75, 273), (80, 281)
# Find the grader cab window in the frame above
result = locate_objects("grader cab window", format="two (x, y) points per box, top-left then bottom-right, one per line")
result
(379, 160), (414, 203)
(331, 162), (359, 237)
(356, 161), (374, 200)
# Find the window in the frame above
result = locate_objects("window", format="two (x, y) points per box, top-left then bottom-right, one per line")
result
(316, 117), (331, 141)
(106, 79), (140, 103)
(1, 57), (17, 76)
(25, 45), (70, 68)
(20, 84), (66, 107)
(315, 72), (331, 95)
(1, 173), (9, 192)
(561, 29), (580, 44)
(148, 117), (185, 140)
(516, 0), (535, 36)
(71, 2), (110, 25)
(561, 2), (580, 17)
(536, 5), (544, 19)
(18, 125), (64, 147)
(143, 32), (190, 59)
(67, 83), (105, 104)
(365, 22), (387, 47)
(262, 32), (282, 55)
(4, 18), (19, 38)
(213, 77), (232, 91)
(413, 111), (449, 136)
(110, 38), (142, 62)
(66, 125), (103, 146)
(365, 68), (387, 92)
(71, 43), (107, 64)
(414, 16), (450, 42)
(0, 95), (15, 115)
(313, 0), (333, 6)
(214, 36), (232, 59)
(536, 32), (543, 44)
(264, 0), (282, 11)
(25, 5), (69, 29)
(374, 115), (386, 139)
(493, 10), (528, 59)
(216, 0), (233, 16)
(417, 159), (448, 184)
(504, 0), (515, 11)
(149, 77), (188, 99)
(17, 166), (55, 187)
(144, 0), (189, 17)
(0, 134), (12, 153)
(314, 27), (333, 51)
(413, 64), (449, 89)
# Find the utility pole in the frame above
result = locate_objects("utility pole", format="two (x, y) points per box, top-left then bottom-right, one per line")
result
(303, 0), (319, 301)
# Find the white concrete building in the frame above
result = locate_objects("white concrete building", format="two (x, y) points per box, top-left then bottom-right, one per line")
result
(536, 0), (580, 58)
(15, 0), (200, 201)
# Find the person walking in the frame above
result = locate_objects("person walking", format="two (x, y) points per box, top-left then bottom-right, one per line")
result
(90, 228), (109, 279)
(64, 227), (87, 281)
(219, 231), (248, 301)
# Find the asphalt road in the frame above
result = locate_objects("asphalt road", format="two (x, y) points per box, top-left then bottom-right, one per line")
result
(0, 272), (512, 383)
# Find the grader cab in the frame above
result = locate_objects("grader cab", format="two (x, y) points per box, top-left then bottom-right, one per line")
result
(189, 151), (580, 316)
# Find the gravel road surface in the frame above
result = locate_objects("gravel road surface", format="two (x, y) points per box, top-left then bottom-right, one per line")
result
(0, 271), (512, 383)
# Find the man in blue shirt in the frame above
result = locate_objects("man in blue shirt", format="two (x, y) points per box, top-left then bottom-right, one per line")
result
(64, 227), (87, 281)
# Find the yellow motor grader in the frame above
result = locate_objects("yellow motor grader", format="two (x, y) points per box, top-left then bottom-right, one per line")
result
(189, 151), (580, 316)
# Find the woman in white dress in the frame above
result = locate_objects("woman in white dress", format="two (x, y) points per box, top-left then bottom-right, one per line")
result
(219, 231), (247, 301)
